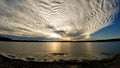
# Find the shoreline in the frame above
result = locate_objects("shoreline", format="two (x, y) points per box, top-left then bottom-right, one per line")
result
(0, 39), (120, 42)
(0, 53), (120, 68)
(0, 36), (120, 42)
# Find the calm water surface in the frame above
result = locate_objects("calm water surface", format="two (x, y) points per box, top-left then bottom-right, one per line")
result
(0, 41), (120, 60)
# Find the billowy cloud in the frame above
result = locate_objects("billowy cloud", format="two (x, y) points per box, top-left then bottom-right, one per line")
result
(0, 0), (119, 40)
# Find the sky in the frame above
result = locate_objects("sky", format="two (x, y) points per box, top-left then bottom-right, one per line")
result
(91, 11), (120, 40)
(0, 0), (120, 41)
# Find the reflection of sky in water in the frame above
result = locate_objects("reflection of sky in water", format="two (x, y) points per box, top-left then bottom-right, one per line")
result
(0, 42), (120, 58)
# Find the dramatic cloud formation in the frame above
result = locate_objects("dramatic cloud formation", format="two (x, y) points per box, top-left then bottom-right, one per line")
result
(0, 0), (119, 40)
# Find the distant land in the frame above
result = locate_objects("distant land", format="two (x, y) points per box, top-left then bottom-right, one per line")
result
(0, 35), (120, 42)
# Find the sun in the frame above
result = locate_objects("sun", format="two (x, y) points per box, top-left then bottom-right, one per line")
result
(50, 33), (61, 38)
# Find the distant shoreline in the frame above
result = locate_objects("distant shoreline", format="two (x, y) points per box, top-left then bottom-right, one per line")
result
(0, 39), (120, 42)
(0, 53), (120, 68)
(0, 35), (120, 42)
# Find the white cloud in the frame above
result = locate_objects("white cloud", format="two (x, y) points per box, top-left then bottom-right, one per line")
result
(0, 0), (119, 40)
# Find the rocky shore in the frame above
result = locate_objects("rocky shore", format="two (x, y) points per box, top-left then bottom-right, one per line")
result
(0, 54), (120, 68)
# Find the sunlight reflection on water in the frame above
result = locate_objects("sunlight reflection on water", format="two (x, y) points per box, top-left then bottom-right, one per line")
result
(0, 42), (120, 61)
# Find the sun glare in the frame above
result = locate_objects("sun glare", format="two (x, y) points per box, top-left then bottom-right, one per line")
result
(50, 33), (61, 38)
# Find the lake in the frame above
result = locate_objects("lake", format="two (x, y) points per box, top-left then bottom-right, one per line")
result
(0, 41), (120, 61)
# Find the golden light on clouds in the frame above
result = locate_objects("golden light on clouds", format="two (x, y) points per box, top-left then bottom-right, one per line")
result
(0, 0), (119, 40)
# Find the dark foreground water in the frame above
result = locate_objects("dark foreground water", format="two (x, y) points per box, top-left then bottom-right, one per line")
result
(0, 41), (120, 61)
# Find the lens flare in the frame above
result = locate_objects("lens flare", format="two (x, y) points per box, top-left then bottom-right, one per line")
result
(0, 0), (119, 40)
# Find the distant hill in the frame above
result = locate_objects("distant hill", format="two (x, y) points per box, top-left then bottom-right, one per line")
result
(0, 35), (12, 41)
(0, 35), (120, 42)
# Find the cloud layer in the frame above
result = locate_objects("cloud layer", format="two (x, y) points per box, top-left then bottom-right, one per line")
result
(0, 0), (119, 40)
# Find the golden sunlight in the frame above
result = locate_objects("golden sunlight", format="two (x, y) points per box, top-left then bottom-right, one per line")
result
(50, 33), (61, 38)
